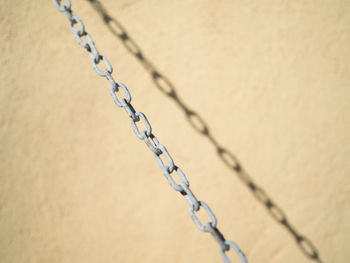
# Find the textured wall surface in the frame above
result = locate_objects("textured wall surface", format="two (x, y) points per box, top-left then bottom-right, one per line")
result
(1, 0), (349, 262)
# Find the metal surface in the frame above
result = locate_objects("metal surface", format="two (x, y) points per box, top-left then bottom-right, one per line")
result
(53, 1), (247, 262)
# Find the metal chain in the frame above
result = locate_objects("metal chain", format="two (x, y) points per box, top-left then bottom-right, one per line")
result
(53, 1), (247, 262)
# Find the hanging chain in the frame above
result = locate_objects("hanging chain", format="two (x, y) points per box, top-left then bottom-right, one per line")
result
(53, 1), (247, 262)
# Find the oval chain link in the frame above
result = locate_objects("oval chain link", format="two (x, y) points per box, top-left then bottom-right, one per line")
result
(131, 112), (152, 140)
(189, 201), (217, 232)
(165, 166), (189, 192)
(110, 82), (131, 107)
(53, 1), (247, 262)
(220, 241), (247, 263)
(142, 133), (162, 155)
(154, 144), (175, 174)
(54, 0), (71, 12)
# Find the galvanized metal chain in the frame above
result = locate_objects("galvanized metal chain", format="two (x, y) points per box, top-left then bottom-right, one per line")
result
(53, 1), (247, 262)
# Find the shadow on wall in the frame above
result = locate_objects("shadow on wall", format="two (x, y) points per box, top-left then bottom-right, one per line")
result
(86, 0), (324, 262)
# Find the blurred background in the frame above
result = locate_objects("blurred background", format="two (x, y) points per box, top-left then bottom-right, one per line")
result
(1, 0), (349, 262)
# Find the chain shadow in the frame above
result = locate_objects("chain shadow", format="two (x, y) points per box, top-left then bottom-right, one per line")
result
(86, 0), (323, 262)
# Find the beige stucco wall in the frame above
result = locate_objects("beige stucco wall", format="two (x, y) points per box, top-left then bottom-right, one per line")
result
(1, 0), (349, 262)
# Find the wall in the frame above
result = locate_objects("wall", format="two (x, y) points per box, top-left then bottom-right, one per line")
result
(1, 0), (349, 262)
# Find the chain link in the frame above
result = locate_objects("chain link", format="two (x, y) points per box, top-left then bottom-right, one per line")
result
(221, 241), (248, 263)
(131, 112), (152, 140)
(154, 144), (175, 174)
(69, 13), (85, 37)
(180, 182), (200, 211)
(110, 82), (131, 107)
(142, 132), (162, 155)
(189, 201), (217, 232)
(53, 1), (247, 262)
(207, 223), (229, 251)
(165, 166), (189, 192)
(54, 0), (71, 12)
